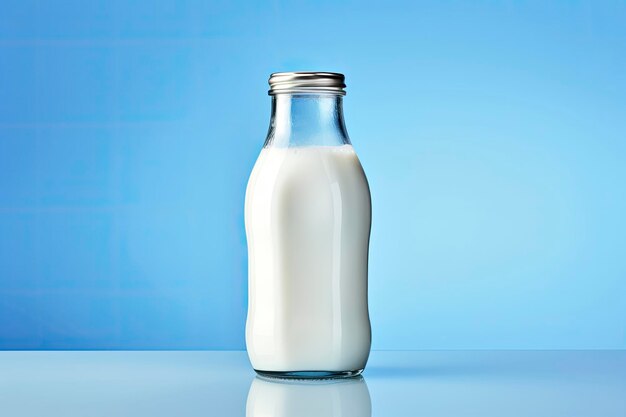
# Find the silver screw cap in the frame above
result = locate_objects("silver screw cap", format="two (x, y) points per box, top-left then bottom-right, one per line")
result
(268, 72), (346, 95)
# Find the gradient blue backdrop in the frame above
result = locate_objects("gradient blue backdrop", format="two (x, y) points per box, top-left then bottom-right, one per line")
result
(1, 1), (625, 349)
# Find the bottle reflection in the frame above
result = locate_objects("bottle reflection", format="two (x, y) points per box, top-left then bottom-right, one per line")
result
(246, 376), (371, 417)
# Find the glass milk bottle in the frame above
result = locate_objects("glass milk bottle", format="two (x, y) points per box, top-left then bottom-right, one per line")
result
(245, 72), (371, 379)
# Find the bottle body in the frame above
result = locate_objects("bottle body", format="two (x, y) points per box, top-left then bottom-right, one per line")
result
(245, 145), (371, 374)
(245, 74), (371, 378)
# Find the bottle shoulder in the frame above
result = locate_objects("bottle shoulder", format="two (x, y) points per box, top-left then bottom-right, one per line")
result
(246, 145), (370, 207)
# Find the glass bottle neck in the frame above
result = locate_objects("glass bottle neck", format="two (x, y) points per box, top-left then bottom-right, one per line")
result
(264, 94), (351, 148)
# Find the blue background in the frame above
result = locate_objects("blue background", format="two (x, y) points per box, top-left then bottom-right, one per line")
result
(0, 1), (625, 350)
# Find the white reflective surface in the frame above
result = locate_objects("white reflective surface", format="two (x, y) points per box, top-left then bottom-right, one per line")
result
(247, 376), (370, 417)
(0, 351), (624, 416)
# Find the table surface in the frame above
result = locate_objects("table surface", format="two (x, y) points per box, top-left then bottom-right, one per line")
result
(1, 351), (624, 416)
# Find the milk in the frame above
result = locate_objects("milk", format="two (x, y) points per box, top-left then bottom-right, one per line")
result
(245, 145), (371, 373)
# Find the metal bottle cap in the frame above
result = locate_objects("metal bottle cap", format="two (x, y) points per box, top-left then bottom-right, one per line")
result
(268, 72), (346, 95)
